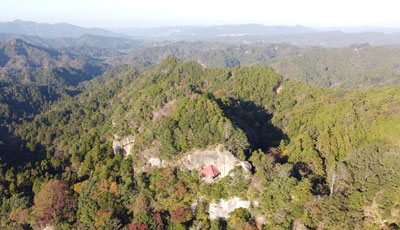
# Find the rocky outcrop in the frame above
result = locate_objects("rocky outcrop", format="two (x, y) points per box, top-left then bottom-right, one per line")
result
(209, 197), (251, 220)
(178, 146), (251, 178)
(139, 145), (251, 177)
(255, 216), (267, 229)
(42, 226), (54, 230)
(152, 99), (176, 120)
(112, 135), (135, 157)
(190, 196), (204, 214)
(276, 84), (283, 94)
(293, 220), (308, 230)
(148, 157), (165, 168)
(140, 147), (165, 170)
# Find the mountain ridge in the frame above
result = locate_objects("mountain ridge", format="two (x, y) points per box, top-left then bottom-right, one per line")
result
(112, 23), (316, 37)
(0, 38), (108, 76)
(0, 20), (122, 38)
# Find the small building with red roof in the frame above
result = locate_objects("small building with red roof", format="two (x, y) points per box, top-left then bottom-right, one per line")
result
(201, 165), (220, 180)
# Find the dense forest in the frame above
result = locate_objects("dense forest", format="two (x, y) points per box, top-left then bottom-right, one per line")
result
(110, 42), (400, 89)
(4, 36), (400, 91)
(1, 22), (400, 229)
(1, 56), (400, 229)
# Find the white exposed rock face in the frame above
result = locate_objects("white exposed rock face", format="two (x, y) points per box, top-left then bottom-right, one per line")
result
(255, 216), (267, 227)
(178, 146), (251, 178)
(209, 197), (251, 220)
(253, 200), (260, 207)
(239, 161), (252, 172)
(276, 84), (283, 95)
(148, 157), (165, 168)
(139, 145), (251, 177)
(152, 99), (177, 120)
(293, 220), (308, 230)
(190, 196), (204, 214)
(112, 135), (135, 157)
(42, 226), (54, 230)
(140, 147), (165, 170)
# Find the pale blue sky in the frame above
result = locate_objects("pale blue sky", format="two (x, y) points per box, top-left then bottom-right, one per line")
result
(1, 0), (400, 28)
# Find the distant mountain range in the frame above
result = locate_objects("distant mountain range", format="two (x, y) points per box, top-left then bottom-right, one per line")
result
(0, 20), (318, 40)
(0, 20), (120, 38)
(110, 24), (400, 46)
(2, 20), (400, 47)
(315, 26), (400, 34)
(112, 24), (316, 38)
(0, 33), (146, 50)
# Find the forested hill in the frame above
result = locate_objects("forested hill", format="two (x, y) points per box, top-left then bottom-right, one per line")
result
(0, 33), (146, 50)
(0, 38), (113, 154)
(270, 43), (400, 88)
(112, 42), (400, 89)
(1, 58), (400, 229)
(106, 41), (302, 68)
(0, 20), (119, 38)
(0, 38), (108, 77)
(3, 36), (400, 90)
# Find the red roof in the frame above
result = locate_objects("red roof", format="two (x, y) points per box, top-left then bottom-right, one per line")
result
(201, 165), (220, 177)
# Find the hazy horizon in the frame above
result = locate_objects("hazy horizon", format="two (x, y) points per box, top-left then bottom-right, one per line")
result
(1, 0), (400, 28)
(2, 19), (400, 32)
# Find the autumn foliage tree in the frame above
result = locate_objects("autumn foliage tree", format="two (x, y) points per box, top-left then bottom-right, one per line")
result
(128, 223), (149, 230)
(227, 208), (257, 230)
(33, 180), (77, 227)
(171, 207), (193, 223)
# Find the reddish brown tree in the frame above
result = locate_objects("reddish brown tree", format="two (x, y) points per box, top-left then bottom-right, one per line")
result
(127, 223), (149, 230)
(171, 207), (192, 223)
(153, 212), (165, 230)
(33, 180), (77, 227)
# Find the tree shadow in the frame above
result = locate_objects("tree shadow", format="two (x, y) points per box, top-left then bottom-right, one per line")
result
(0, 125), (46, 167)
(0, 49), (10, 67)
(290, 162), (330, 195)
(217, 97), (286, 154)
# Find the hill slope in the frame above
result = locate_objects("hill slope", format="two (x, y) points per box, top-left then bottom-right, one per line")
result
(269, 43), (400, 88)
(113, 42), (400, 89)
(0, 38), (108, 77)
(0, 33), (146, 50)
(0, 20), (119, 38)
(0, 59), (399, 229)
